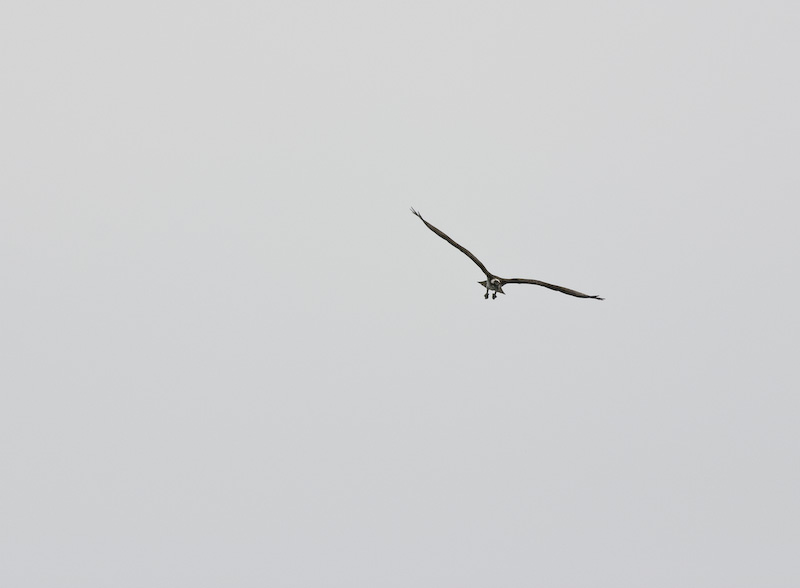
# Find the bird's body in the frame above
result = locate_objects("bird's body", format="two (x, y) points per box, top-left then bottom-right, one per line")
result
(410, 208), (603, 301)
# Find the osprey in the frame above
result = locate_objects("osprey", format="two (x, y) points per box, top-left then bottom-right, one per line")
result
(411, 208), (604, 301)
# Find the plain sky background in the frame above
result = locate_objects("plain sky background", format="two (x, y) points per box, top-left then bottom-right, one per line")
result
(3, 1), (799, 586)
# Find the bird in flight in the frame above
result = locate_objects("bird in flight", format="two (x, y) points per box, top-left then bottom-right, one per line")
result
(411, 208), (604, 301)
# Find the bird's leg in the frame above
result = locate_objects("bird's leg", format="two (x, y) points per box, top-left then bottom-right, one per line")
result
(484, 283), (490, 299)
(492, 292), (497, 299)
(484, 292), (489, 299)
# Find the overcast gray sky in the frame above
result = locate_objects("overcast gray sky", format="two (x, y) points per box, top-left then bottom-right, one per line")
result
(3, 1), (799, 586)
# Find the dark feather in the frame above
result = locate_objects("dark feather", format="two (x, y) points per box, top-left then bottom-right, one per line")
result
(410, 208), (492, 279)
(500, 278), (604, 300)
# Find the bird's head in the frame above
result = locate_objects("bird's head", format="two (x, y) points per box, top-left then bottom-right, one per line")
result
(478, 279), (505, 294)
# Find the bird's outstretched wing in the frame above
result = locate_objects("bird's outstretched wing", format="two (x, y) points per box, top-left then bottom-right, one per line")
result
(411, 208), (492, 278)
(501, 278), (604, 300)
